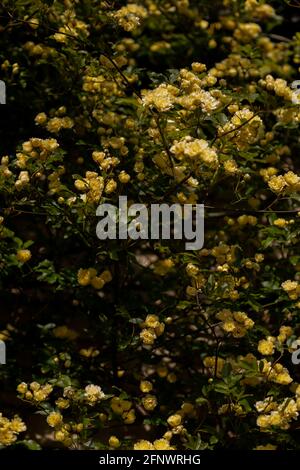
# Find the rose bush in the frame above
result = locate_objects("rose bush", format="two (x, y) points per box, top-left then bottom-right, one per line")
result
(0, 0), (300, 450)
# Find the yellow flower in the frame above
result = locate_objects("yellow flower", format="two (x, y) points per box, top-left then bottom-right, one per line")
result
(109, 435), (120, 448)
(279, 326), (293, 337)
(224, 159), (239, 174)
(79, 347), (99, 358)
(30, 382), (41, 392)
(155, 322), (165, 336)
(170, 136), (219, 168)
(268, 412), (283, 427)
(101, 270), (112, 283)
(134, 439), (154, 450)
(186, 263), (199, 276)
(279, 399), (298, 420)
(274, 372), (292, 385)
(281, 280), (300, 299)
(222, 320), (236, 332)
(268, 175), (286, 193)
(278, 325), (293, 343)
(16, 249), (31, 263)
(10, 416), (26, 433)
(84, 384), (105, 404)
(157, 365), (168, 377)
(90, 276), (105, 289)
(0, 413), (26, 446)
(54, 430), (67, 442)
(273, 218), (287, 227)
(255, 254), (264, 262)
(257, 415), (270, 428)
(258, 339), (275, 356)
(181, 402), (194, 415)
(55, 398), (70, 409)
(153, 438), (174, 450)
(47, 412), (63, 428)
(203, 356), (225, 375)
(191, 62), (206, 73)
(186, 286), (198, 296)
(28, 18), (39, 30)
(144, 314), (160, 329)
(28, 383), (53, 402)
(284, 171), (300, 186)
(140, 328), (156, 345)
(121, 400), (132, 411)
(17, 382), (28, 394)
(35, 112), (47, 125)
(218, 403), (243, 416)
(123, 409), (136, 424)
(167, 373), (177, 383)
(142, 395), (157, 411)
(150, 41), (171, 52)
(255, 398), (277, 414)
(105, 178), (117, 194)
(118, 171), (131, 183)
(237, 215), (257, 226)
(140, 380), (153, 393)
(167, 414), (182, 428)
(77, 268), (92, 286)
(75, 179), (88, 191)
(142, 84), (178, 112)
(111, 397), (124, 415)
(295, 384), (300, 396)
(114, 4), (148, 32)
(111, 397), (132, 415)
(53, 325), (78, 340)
(282, 280), (298, 292)
(255, 444), (277, 450)
(216, 310), (254, 337)
(92, 151), (105, 164)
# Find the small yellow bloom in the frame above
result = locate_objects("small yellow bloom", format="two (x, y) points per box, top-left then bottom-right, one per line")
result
(142, 394), (157, 411)
(53, 325), (78, 340)
(47, 411), (63, 428)
(258, 339), (275, 356)
(90, 276), (105, 289)
(109, 435), (120, 448)
(153, 438), (174, 450)
(118, 171), (131, 183)
(144, 314), (160, 329)
(54, 430), (67, 442)
(140, 328), (156, 345)
(35, 112), (47, 125)
(167, 414), (182, 428)
(123, 409), (136, 424)
(16, 249), (31, 263)
(17, 382), (28, 394)
(101, 270), (113, 283)
(273, 218), (287, 227)
(55, 398), (70, 409)
(186, 263), (199, 276)
(257, 415), (270, 428)
(268, 175), (286, 193)
(140, 380), (153, 393)
(134, 439), (154, 450)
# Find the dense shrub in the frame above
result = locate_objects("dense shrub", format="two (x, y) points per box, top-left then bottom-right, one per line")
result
(0, 0), (300, 450)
